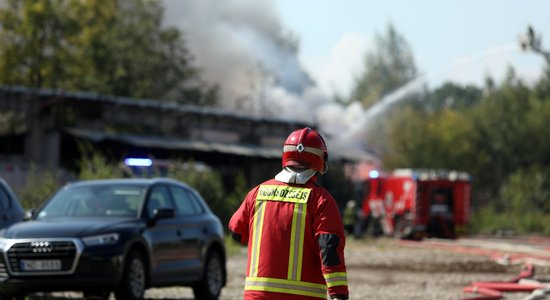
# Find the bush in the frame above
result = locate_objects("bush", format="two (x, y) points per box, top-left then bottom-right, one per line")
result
(164, 161), (246, 225)
(79, 150), (124, 180)
(470, 166), (550, 235)
(17, 165), (64, 210)
(17, 151), (122, 210)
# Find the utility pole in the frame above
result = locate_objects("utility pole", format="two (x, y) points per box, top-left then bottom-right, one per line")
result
(519, 25), (550, 65)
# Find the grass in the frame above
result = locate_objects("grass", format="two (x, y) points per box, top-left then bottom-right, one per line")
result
(224, 235), (246, 257)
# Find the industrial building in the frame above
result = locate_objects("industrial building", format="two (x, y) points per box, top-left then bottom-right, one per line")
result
(0, 85), (374, 190)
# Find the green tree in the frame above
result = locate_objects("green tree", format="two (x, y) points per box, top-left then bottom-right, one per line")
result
(347, 23), (421, 151)
(535, 65), (550, 100)
(350, 23), (418, 108)
(469, 68), (543, 196)
(427, 82), (482, 111)
(79, 152), (124, 180)
(384, 106), (477, 171)
(166, 162), (245, 225)
(0, 0), (71, 88)
(0, 0), (217, 105)
(471, 166), (550, 235)
(17, 165), (64, 210)
(497, 166), (550, 215)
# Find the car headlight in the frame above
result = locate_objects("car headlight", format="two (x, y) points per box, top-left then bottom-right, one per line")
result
(82, 233), (120, 247)
(0, 237), (8, 250)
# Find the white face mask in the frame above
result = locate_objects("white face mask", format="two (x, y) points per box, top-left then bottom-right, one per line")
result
(275, 167), (317, 184)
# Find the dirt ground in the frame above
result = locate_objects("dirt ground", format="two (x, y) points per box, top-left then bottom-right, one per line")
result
(31, 237), (550, 300)
(340, 238), (546, 300)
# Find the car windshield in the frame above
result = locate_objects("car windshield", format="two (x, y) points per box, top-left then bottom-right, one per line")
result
(36, 184), (146, 220)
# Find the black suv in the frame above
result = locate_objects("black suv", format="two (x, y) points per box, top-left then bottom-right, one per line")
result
(0, 178), (226, 300)
(0, 178), (24, 230)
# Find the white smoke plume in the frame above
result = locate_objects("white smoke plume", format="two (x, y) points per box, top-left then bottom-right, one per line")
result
(162, 0), (310, 111)
(161, 0), (396, 161)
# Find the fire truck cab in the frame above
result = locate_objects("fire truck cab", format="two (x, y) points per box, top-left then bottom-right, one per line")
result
(360, 169), (471, 239)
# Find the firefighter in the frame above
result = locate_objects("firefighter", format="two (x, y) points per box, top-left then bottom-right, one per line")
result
(426, 189), (455, 238)
(343, 200), (357, 236)
(229, 127), (349, 300)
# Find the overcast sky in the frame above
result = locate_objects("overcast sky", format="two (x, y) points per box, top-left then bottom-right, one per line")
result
(274, 0), (550, 97)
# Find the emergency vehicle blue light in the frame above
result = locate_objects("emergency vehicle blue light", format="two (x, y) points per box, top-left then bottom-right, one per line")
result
(369, 170), (379, 178)
(124, 158), (152, 167)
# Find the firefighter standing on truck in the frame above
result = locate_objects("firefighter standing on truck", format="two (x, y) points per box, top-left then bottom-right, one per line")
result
(229, 127), (349, 300)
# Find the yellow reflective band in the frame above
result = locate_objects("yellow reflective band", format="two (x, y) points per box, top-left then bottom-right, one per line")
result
(245, 276), (327, 299)
(247, 276), (327, 289)
(287, 202), (307, 280)
(296, 202), (307, 279)
(245, 286), (326, 299)
(256, 185), (312, 203)
(326, 280), (349, 288)
(324, 272), (348, 279)
(287, 203), (298, 279)
(323, 272), (348, 287)
(249, 200), (266, 277)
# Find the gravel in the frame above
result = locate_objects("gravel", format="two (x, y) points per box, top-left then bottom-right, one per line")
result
(26, 237), (550, 300)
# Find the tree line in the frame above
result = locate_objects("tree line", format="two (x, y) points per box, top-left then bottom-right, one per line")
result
(350, 24), (550, 235)
(0, 0), (217, 105)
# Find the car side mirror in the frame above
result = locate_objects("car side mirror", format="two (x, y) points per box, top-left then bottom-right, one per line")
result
(153, 208), (175, 220)
(24, 209), (36, 221)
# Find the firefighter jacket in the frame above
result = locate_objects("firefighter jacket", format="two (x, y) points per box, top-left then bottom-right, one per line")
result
(229, 177), (349, 300)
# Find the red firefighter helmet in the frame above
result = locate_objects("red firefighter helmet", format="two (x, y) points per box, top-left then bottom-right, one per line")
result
(282, 127), (328, 173)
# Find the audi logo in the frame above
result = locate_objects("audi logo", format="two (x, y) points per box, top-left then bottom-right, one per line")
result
(31, 241), (53, 253)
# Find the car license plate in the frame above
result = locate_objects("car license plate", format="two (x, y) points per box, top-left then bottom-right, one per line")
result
(20, 259), (61, 271)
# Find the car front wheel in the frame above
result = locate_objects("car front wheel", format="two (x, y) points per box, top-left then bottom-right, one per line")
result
(115, 250), (146, 300)
(193, 250), (224, 300)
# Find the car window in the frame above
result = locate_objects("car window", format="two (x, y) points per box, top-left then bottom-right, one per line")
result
(147, 186), (174, 218)
(0, 187), (10, 209)
(187, 190), (207, 213)
(169, 186), (201, 216)
(99, 187), (143, 216)
(37, 184), (145, 219)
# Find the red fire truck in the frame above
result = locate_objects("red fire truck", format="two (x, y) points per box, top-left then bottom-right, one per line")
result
(359, 169), (471, 239)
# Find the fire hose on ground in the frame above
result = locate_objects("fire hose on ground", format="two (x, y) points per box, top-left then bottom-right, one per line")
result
(397, 239), (550, 300)
(462, 264), (550, 300)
